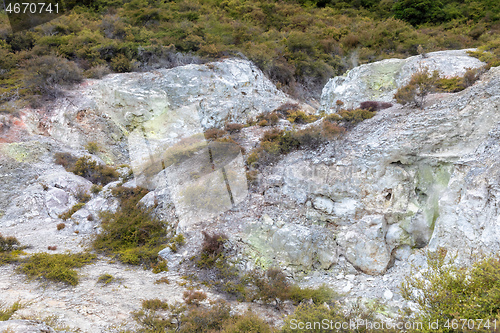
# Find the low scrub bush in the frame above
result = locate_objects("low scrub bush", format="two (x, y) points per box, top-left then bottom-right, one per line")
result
(58, 203), (84, 220)
(401, 249), (500, 332)
(22, 55), (83, 103)
(395, 66), (485, 108)
(17, 252), (96, 286)
(256, 112), (281, 127)
(224, 123), (244, 133)
(75, 187), (91, 203)
(338, 109), (376, 125)
(247, 122), (344, 168)
(97, 273), (115, 285)
(286, 110), (318, 124)
(197, 232), (227, 269)
(183, 290), (207, 305)
(204, 128), (228, 141)
(54, 153), (119, 185)
(133, 299), (274, 333)
(92, 186), (175, 270)
(359, 101), (393, 111)
(248, 268), (336, 309)
(142, 298), (170, 311)
(0, 301), (24, 321)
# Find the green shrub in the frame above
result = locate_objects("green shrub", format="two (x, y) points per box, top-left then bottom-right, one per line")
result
(0, 301), (24, 321)
(224, 123), (244, 133)
(204, 128), (228, 140)
(183, 290), (207, 305)
(168, 234), (186, 253)
(58, 203), (85, 220)
(85, 142), (100, 154)
(288, 284), (337, 305)
(338, 108), (376, 125)
(0, 234), (24, 266)
(110, 54), (132, 73)
(220, 311), (273, 333)
(91, 184), (103, 194)
(71, 156), (119, 185)
(75, 187), (91, 203)
(17, 252), (96, 286)
(97, 273), (115, 285)
(54, 152), (77, 169)
(401, 249), (500, 332)
(22, 55), (83, 102)
(92, 186), (173, 269)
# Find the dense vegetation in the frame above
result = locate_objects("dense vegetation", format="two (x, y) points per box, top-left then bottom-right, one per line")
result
(1, 0), (500, 111)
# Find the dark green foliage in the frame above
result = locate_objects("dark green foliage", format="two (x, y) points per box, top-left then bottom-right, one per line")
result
(54, 153), (119, 185)
(401, 249), (500, 332)
(58, 203), (85, 220)
(17, 252), (96, 286)
(394, 68), (440, 108)
(85, 142), (100, 154)
(71, 156), (119, 185)
(92, 186), (173, 269)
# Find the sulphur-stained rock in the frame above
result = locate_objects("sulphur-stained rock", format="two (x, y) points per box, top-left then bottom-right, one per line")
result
(319, 49), (485, 111)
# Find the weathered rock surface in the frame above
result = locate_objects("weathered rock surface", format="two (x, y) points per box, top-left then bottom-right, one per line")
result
(0, 320), (58, 333)
(319, 49), (485, 111)
(265, 66), (500, 274)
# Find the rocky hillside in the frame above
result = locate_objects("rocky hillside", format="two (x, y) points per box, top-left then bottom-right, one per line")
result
(0, 50), (499, 332)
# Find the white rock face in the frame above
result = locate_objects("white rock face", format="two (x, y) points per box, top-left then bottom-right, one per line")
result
(274, 66), (500, 274)
(319, 49), (485, 111)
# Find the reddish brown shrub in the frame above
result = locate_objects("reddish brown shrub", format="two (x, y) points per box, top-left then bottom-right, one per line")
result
(359, 101), (393, 111)
(47, 246), (57, 251)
